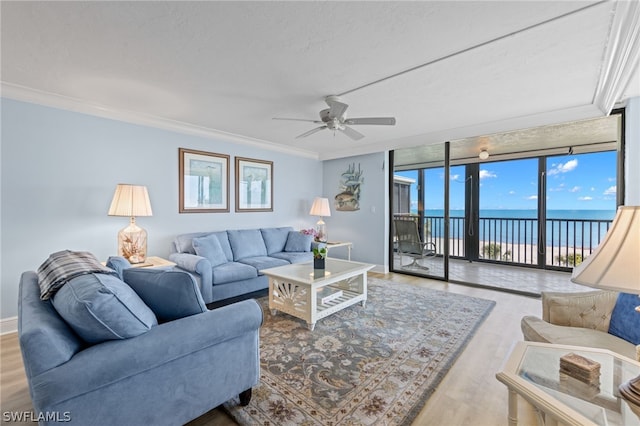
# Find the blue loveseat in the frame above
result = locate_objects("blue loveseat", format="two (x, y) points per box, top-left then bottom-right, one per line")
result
(169, 226), (316, 304)
(18, 259), (262, 426)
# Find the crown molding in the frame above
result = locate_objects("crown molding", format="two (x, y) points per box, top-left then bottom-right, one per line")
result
(1, 82), (319, 160)
(593, 0), (640, 114)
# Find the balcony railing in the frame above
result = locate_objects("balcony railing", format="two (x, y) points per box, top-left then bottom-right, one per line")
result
(393, 214), (612, 270)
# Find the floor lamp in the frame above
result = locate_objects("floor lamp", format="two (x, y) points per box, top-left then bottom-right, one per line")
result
(570, 206), (640, 414)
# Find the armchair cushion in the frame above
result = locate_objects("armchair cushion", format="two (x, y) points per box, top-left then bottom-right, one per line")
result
(284, 231), (313, 252)
(52, 273), (157, 343)
(193, 234), (228, 268)
(123, 269), (207, 322)
(609, 293), (640, 345)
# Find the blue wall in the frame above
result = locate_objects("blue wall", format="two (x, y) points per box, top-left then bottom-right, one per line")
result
(0, 99), (325, 319)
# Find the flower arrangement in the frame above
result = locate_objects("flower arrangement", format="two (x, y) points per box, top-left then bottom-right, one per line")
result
(301, 228), (318, 238)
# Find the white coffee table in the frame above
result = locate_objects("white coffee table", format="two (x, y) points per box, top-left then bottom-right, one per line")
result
(261, 258), (374, 330)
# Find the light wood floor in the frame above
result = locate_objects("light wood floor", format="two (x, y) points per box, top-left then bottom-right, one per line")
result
(1, 272), (542, 426)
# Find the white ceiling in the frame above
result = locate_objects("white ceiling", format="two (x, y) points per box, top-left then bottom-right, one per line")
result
(1, 1), (639, 161)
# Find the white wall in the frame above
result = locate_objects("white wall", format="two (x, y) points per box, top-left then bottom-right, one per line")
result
(0, 99), (323, 319)
(321, 152), (389, 271)
(625, 96), (640, 205)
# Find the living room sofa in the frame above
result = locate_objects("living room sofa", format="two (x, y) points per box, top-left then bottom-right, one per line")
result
(169, 226), (315, 304)
(521, 290), (640, 361)
(18, 259), (262, 426)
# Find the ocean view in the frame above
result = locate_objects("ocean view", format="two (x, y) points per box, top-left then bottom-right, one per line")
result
(413, 209), (616, 248)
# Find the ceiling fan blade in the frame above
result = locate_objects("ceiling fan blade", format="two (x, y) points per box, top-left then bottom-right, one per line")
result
(325, 96), (349, 120)
(344, 117), (396, 126)
(340, 126), (365, 141)
(296, 125), (327, 139)
(273, 117), (322, 123)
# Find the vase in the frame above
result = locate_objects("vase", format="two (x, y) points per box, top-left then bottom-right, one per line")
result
(314, 257), (325, 270)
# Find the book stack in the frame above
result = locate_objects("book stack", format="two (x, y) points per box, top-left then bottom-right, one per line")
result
(559, 353), (601, 386)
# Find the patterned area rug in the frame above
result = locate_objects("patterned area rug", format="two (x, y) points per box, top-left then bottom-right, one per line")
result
(224, 277), (496, 425)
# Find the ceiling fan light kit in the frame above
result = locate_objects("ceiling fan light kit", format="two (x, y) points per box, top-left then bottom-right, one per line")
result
(274, 95), (396, 141)
(479, 150), (490, 160)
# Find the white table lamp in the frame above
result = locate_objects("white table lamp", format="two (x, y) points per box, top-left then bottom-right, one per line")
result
(309, 197), (331, 242)
(108, 184), (153, 264)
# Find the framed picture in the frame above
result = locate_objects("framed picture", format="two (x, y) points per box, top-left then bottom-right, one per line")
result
(179, 148), (230, 213)
(235, 157), (273, 212)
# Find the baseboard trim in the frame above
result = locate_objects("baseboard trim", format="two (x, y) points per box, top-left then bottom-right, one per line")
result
(1, 316), (18, 335)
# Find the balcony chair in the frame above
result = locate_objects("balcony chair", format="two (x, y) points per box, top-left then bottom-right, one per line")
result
(394, 218), (437, 270)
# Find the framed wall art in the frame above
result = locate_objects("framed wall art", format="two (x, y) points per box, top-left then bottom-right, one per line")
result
(235, 157), (273, 212)
(179, 148), (230, 213)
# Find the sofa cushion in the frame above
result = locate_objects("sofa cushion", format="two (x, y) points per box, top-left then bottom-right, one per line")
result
(284, 231), (313, 252)
(238, 256), (289, 272)
(123, 269), (207, 322)
(52, 273), (157, 343)
(228, 229), (268, 260)
(193, 234), (228, 267)
(261, 227), (294, 254)
(270, 251), (313, 264)
(609, 293), (640, 345)
(211, 262), (258, 285)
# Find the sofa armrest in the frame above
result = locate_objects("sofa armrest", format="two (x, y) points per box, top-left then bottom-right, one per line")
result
(542, 290), (619, 332)
(169, 253), (213, 302)
(28, 299), (263, 409)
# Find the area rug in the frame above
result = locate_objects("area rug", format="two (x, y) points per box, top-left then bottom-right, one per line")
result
(224, 277), (496, 425)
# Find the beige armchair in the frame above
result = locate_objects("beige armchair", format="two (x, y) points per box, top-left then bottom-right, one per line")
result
(521, 290), (640, 361)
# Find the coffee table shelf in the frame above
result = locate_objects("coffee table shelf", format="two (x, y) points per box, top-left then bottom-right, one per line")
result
(261, 259), (374, 330)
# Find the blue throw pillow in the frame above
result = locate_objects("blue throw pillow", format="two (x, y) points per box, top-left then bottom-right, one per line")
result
(609, 293), (640, 345)
(123, 269), (208, 322)
(193, 234), (228, 267)
(52, 273), (157, 343)
(284, 231), (313, 252)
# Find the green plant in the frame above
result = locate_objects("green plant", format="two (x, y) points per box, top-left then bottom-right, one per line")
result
(555, 253), (583, 266)
(482, 243), (502, 260)
(313, 247), (327, 259)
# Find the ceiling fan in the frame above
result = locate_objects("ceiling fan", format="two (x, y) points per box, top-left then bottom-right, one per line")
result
(273, 95), (396, 140)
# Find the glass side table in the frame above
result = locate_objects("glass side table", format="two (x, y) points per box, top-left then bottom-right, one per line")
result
(496, 342), (640, 426)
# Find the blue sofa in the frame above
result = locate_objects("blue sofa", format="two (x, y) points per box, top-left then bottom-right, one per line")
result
(169, 226), (316, 304)
(18, 262), (262, 426)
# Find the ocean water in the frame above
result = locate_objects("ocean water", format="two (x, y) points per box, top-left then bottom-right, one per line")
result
(417, 209), (616, 247)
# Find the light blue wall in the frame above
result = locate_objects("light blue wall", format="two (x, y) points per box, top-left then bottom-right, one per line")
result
(321, 152), (389, 270)
(0, 98), (323, 319)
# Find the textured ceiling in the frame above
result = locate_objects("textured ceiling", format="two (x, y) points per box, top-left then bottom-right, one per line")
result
(1, 1), (639, 160)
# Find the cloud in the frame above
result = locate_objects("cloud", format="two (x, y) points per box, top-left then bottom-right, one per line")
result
(450, 174), (461, 182)
(591, 187), (596, 191)
(578, 196), (593, 201)
(603, 186), (616, 195)
(508, 190), (515, 195)
(526, 195), (538, 200)
(569, 186), (581, 193)
(479, 169), (497, 179)
(548, 159), (578, 176)
(608, 177), (616, 182)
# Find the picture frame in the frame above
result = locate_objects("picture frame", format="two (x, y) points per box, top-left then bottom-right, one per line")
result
(235, 157), (273, 212)
(179, 148), (230, 213)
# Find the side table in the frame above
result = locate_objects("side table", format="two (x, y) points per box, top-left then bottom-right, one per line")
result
(496, 341), (640, 426)
(105, 256), (176, 269)
(325, 241), (352, 260)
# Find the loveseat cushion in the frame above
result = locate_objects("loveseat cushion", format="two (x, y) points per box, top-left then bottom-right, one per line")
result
(193, 234), (228, 267)
(123, 269), (208, 322)
(228, 229), (268, 260)
(609, 293), (640, 345)
(52, 273), (157, 343)
(212, 262), (258, 285)
(238, 256), (289, 272)
(261, 227), (294, 254)
(284, 231), (313, 252)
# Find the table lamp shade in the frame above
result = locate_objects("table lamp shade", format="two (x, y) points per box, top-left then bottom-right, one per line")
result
(570, 206), (640, 293)
(108, 184), (153, 217)
(309, 197), (331, 217)
(108, 184), (153, 264)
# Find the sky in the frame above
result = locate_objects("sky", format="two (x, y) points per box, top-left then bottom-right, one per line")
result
(396, 150), (617, 212)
